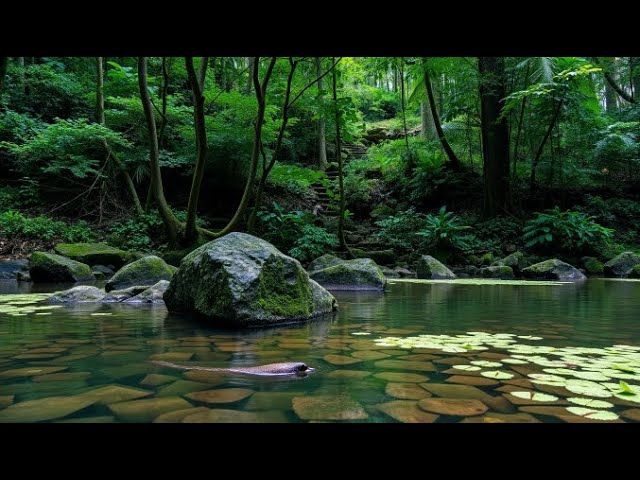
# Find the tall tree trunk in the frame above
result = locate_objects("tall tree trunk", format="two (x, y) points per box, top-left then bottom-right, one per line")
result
(332, 58), (349, 253)
(512, 63), (530, 179)
(424, 66), (462, 170)
(316, 57), (328, 170)
(96, 57), (105, 124)
(138, 57), (181, 247)
(0, 57), (7, 93)
(399, 60), (409, 150)
(245, 57), (255, 95)
(197, 57), (209, 91)
(211, 57), (277, 238)
(96, 56), (142, 215)
(529, 99), (563, 194)
(478, 56), (510, 218)
(184, 57), (209, 243)
(604, 58), (618, 112)
(630, 57), (640, 101)
(157, 57), (170, 148)
(420, 101), (436, 140)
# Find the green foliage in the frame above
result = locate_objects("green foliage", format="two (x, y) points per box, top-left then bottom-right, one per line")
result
(0, 119), (132, 178)
(473, 216), (524, 250)
(522, 207), (614, 255)
(374, 208), (426, 252)
(288, 224), (338, 263)
(417, 206), (472, 251)
(257, 202), (337, 263)
(5, 64), (90, 121)
(267, 162), (326, 197)
(0, 210), (95, 243)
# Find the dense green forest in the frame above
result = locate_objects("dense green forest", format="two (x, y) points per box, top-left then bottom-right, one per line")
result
(1, 56), (638, 272)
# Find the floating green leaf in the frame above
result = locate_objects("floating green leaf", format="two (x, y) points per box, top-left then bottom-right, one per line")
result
(481, 370), (513, 380)
(510, 391), (558, 402)
(567, 397), (614, 409)
(566, 407), (619, 421)
(471, 360), (503, 368)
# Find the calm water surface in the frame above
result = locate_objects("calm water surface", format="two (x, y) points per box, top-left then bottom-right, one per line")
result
(1, 279), (639, 423)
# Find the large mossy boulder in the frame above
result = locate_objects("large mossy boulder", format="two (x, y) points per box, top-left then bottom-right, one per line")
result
(480, 265), (514, 279)
(604, 252), (640, 277)
(29, 252), (95, 283)
(54, 243), (132, 269)
(307, 254), (343, 272)
(309, 258), (387, 291)
(48, 285), (107, 303)
(416, 255), (456, 279)
(492, 251), (527, 274)
(105, 256), (176, 292)
(164, 233), (337, 327)
(522, 259), (586, 281)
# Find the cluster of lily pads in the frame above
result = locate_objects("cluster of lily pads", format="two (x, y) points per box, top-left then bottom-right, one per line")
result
(0, 294), (56, 316)
(373, 331), (640, 421)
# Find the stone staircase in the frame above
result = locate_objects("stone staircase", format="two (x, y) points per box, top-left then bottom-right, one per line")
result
(342, 143), (368, 159)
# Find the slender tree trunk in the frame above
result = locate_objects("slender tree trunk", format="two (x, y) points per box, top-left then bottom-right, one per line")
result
(529, 99), (563, 194)
(96, 57), (105, 124)
(245, 57), (254, 95)
(399, 60), (409, 150)
(184, 57), (209, 242)
(604, 58), (618, 112)
(210, 57), (277, 239)
(316, 57), (328, 170)
(421, 101), (436, 140)
(594, 57), (635, 104)
(138, 57), (181, 246)
(96, 57), (143, 215)
(424, 66), (462, 170)
(332, 58), (349, 253)
(0, 57), (7, 93)
(512, 63), (530, 179)
(478, 56), (510, 218)
(198, 57), (209, 91)
(631, 57), (640, 100)
(157, 57), (170, 148)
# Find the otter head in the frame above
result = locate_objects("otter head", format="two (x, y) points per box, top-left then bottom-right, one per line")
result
(292, 362), (315, 376)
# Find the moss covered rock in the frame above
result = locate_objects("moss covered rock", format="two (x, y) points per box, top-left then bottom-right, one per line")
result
(479, 252), (495, 266)
(416, 255), (456, 279)
(492, 251), (527, 274)
(103, 285), (150, 302)
(381, 266), (399, 278)
(604, 251), (640, 277)
(105, 256), (176, 292)
(581, 256), (604, 275)
(29, 252), (95, 283)
(307, 254), (343, 272)
(629, 264), (640, 278)
(522, 259), (586, 281)
(124, 280), (170, 304)
(352, 248), (395, 266)
(48, 286), (107, 303)
(480, 265), (514, 279)
(164, 232), (337, 327)
(309, 258), (387, 291)
(54, 243), (132, 269)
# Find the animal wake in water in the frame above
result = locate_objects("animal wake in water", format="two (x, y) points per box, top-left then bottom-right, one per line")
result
(150, 360), (315, 377)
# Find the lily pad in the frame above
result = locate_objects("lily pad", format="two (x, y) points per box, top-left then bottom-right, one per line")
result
(481, 370), (514, 380)
(565, 407), (619, 421)
(567, 397), (614, 409)
(509, 391), (559, 402)
(452, 365), (481, 372)
(470, 360), (503, 368)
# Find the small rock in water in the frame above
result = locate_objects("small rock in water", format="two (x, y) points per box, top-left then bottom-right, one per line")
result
(374, 372), (430, 383)
(154, 407), (210, 423)
(108, 397), (193, 423)
(186, 388), (254, 405)
(182, 370), (227, 385)
(375, 400), (439, 423)
(446, 375), (500, 387)
(351, 350), (391, 361)
(79, 385), (154, 405)
(157, 380), (211, 397)
(0, 396), (97, 423)
(140, 374), (177, 387)
(33, 372), (91, 383)
(323, 354), (363, 366)
(245, 392), (301, 411)
(0, 395), (15, 409)
(385, 383), (432, 400)
(0, 366), (68, 379)
(418, 398), (488, 417)
(292, 395), (368, 420)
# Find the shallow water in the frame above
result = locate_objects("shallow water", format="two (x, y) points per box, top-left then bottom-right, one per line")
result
(1, 278), (640, 423)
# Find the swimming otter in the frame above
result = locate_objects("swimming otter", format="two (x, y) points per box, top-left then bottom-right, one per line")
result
(151, 360), (315, 377)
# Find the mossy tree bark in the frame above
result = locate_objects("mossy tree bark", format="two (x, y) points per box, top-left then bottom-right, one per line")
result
(138, 57), (182, 247)
(478, 56), (511, 218)
(184, 56), (209, 242)
(332, 58), (349, 254)
(424, 61), (462, 171)
(316, 57), (328, 170)
(96, 56), (143, 215)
